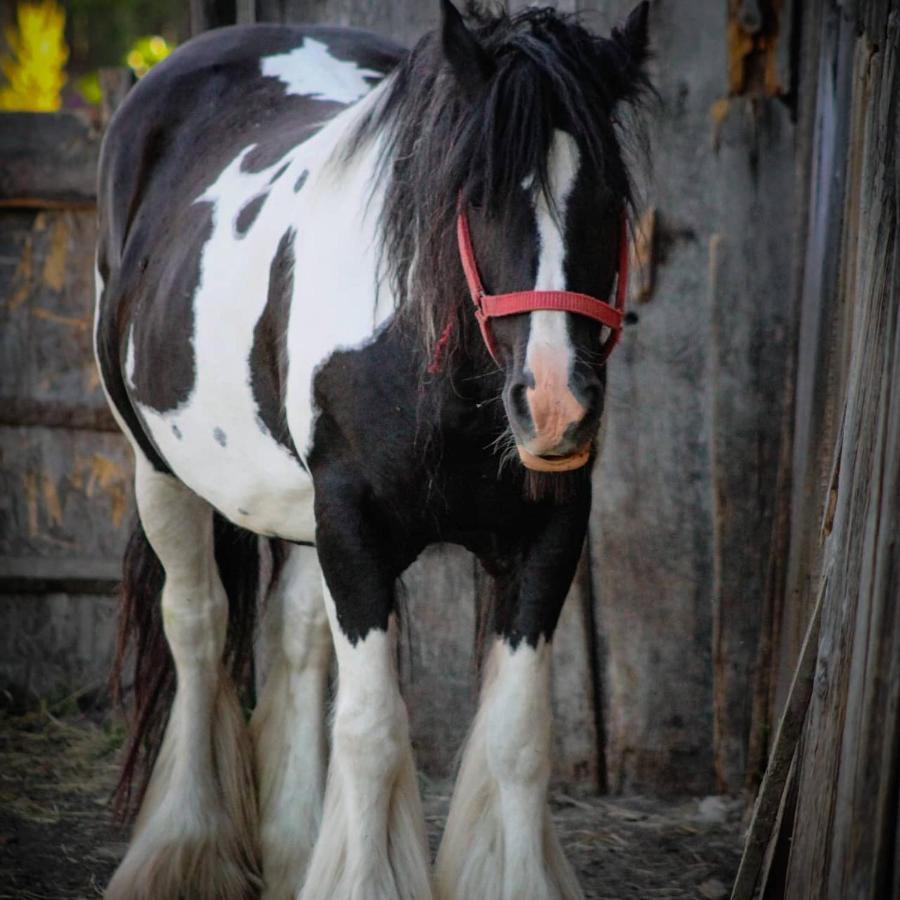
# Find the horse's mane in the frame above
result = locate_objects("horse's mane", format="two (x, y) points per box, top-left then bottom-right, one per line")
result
(346, 2), (651, 367)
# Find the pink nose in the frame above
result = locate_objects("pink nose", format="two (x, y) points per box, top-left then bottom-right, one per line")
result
(524, 347), (586, 455)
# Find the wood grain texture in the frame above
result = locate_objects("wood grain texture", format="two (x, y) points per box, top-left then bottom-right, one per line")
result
(779, 5), (899, 895)
(587, 0), (797, 795)
(744, 2), (899, 896)
(0, 114), (101, 208)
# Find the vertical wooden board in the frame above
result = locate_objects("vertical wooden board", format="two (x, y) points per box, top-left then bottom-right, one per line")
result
(507, 0), (579, 13)
(278, 0), (438, 47)
(0, 209), (108, 423)
(773, 3), (857, 720)
(0, 592), (118, 699)
(588, 0), (730, 795)
(399, 544), (479, 777)
(783, 10), (899, 894)
(0, 426), (135, 564)
(708, 94), (795, 792)
(551, 549), (600, 787)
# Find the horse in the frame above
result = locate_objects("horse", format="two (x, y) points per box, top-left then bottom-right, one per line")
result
(94, 2), (650, 897)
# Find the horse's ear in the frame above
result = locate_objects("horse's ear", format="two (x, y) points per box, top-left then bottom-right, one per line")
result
(602, 0), (651, 107)
(612, 1), (650, 70)
(440, 0), (493, 97)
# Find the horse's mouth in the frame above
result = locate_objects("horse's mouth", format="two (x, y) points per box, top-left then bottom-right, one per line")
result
(516, 443), (592, 472)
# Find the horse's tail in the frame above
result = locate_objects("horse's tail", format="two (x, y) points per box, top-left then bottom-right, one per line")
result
(109, 513), (279, 821)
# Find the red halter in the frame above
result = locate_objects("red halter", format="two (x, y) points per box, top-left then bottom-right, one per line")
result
(452, 205), (630, 367)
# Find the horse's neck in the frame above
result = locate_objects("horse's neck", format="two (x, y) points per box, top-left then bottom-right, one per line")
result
(300, 83), (395, 320)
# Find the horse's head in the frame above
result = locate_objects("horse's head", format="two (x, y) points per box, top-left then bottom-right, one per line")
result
(457, 127), (628, 471)
(372, 0), (650, 475)
(439, 0), (650, 473)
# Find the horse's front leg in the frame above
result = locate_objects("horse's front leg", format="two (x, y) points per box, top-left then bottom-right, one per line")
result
(436, 495), (589, 900)
(300, 469), (432, 900)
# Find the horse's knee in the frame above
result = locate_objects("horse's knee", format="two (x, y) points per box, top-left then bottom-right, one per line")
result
(485, 639), (553, 787)
(333, 667), (407, 779)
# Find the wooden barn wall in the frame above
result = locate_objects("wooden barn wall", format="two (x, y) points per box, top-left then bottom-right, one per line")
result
(1, 0), (806, 795)
(754, 2), (898, 897)
(0, 112), (135, 698)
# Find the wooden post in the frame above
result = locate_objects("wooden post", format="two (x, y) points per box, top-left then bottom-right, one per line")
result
(98, 67), (133, 127)
(236, 0), (257, 24)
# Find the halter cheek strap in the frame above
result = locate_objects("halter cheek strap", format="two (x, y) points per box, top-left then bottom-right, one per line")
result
(455, 206), (630, 365)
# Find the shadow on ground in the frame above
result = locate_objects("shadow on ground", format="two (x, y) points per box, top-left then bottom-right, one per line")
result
(0, 707), (742, 899)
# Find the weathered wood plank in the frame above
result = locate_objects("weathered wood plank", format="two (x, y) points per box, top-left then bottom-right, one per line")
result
(750, 4), (900, 896)
(0, 398), (118, 432)
(551, 548), (602, 787)
(730, 573), (824, 900)
(770, 2), (857, 721)
(0, 113), (100, 207)
(708, 89), (795, 792)
(0, 426), (135, 565)
(0, 210), (108, 417)
(0, 556), (121, 594)
(0, 592), (118, 699)
(268, 0), (437, 47)
(400, 545), (479, 776)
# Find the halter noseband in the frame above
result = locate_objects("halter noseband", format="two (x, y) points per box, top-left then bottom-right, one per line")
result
(455, 205), (630, 366)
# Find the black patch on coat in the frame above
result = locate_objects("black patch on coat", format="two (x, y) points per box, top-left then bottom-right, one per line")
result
(293, 170), (308, 193)
(93, 276), (172, 474)
(268, 162), (290, 184)
(126, 199), (213, 413)
(249, 227), (303, 464)
(213, 427), (227, 446)
(235, 193), (268, 236)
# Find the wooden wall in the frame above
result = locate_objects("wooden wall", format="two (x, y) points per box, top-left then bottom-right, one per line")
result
(748, 2), (899, 896)
(0, 113), (133, 698)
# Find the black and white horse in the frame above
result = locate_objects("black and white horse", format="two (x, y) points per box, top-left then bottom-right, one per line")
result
(95, 2), (650, 897)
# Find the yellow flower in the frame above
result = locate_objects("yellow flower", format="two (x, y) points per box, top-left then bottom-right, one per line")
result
(125, 35), (173, 79)
(0, 0), (68, 112)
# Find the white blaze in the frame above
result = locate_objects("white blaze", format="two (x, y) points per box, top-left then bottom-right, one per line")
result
(525, 130), (580, 380)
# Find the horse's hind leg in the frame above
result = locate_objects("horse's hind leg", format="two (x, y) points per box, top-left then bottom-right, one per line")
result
(251, 544), (332, 899)
(106, 458), (259, 900)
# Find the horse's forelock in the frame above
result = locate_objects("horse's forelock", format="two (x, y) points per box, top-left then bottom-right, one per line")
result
(353, 4), (651, 369)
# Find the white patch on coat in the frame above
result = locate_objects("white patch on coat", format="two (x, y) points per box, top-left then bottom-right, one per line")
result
(251, 546), (332, 899)
(436, 638), (583, 900)
(526, 130), (581, 380)
(301, 593), (432, 899)
(124, 76), (395, 543)
(262, 38), (382, 104)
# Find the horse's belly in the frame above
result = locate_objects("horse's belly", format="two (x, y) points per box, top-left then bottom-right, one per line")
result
(135, 397), (316, 541)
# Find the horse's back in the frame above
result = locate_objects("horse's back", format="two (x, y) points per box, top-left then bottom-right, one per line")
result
(95, 24), (403, 540)
(98, 24), (402, 278)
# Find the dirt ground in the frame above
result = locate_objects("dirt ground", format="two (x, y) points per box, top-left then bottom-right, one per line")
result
(0, 706), (742, 900)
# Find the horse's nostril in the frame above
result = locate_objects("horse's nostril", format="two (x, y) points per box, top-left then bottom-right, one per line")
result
(580, 380), (602, 412)
(509, 382), (530, 422)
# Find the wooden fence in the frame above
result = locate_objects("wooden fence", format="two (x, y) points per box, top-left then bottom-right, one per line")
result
(737, 3), (899, 897)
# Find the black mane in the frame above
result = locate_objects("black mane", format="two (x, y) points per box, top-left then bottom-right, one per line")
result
(351, 2), (651, 364)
